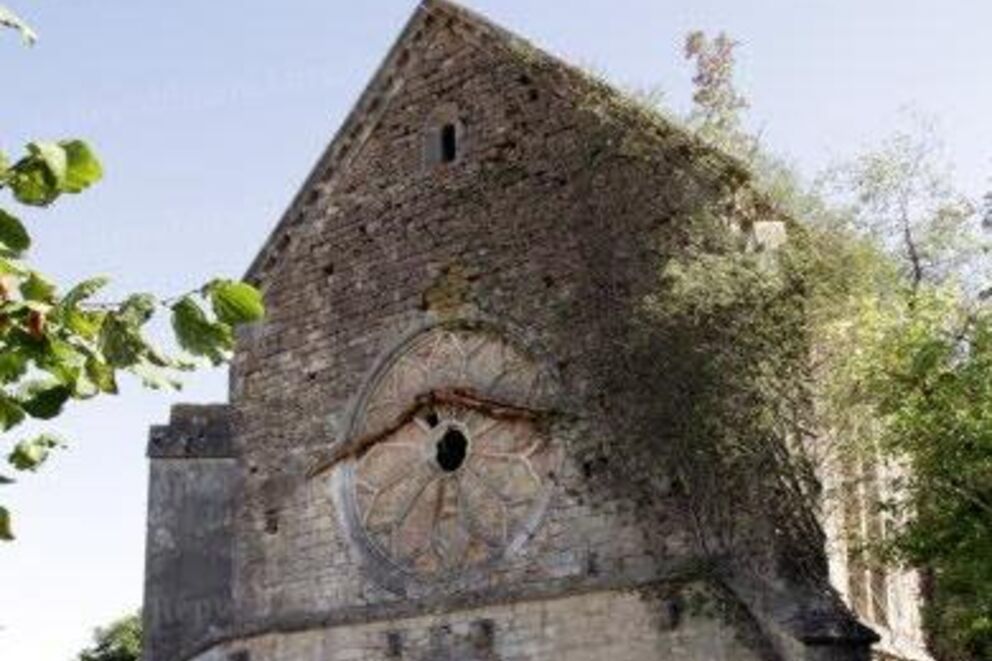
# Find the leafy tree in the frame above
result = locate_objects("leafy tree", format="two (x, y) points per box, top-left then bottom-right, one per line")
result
(680, 30), (991, 660)
(865, 295), (992, 659)
(683, 30), (753, 159)
(810, 120), (989, 661)
(77, 613), (141, 661)
(681, 29), (832, 227)
(817, 117), (982, 289)
(0, 6), (264, 541)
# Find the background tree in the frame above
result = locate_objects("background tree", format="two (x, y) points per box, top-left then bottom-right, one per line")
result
(681, 30), (829, 224)
(809, 111), (989, 661)
(817, 118), (982, 289)
(683, 30), (753, 159)
(0, 6), (264, 541)
(77, 613), (140, 661)
(681, 30), (991, 660)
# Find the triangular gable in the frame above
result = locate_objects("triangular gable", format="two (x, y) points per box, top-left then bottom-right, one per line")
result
(246, 0), (756, 286)
(246, 1), (436, 284)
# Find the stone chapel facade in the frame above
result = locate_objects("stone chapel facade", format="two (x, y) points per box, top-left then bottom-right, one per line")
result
(142, 2), (931, 660)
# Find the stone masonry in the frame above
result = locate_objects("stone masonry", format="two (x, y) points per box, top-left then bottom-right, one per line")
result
(142, 2), (925, 660)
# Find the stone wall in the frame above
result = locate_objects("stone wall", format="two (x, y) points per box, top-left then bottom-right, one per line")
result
(820, 453), (932, 661)
(190, 586), (770, 661)
(235, 0), (618, 603)
(144, 406), (238, 661)
(226, 2), (738, 642)
(145, 2), (876, 660)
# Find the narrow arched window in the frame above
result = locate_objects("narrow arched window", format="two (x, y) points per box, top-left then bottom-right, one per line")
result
(424, 110), (462, 168)
(440, 123), (458, 163)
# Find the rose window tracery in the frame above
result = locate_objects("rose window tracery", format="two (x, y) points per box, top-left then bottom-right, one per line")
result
(333, 323), (561, 584)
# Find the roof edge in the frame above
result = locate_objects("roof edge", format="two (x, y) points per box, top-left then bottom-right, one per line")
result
(244, 1), (437, 284)
(245, 0), (768, 286)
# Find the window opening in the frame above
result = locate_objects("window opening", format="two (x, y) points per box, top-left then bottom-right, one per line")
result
(440, 123), (457, 163)
(436, 428), (468, 472)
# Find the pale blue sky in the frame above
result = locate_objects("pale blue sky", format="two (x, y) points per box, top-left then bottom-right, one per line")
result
(0, 1), (989, 658)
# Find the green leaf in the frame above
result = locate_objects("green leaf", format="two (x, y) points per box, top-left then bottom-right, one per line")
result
(98, 315), (145, 367)
(94, 294), (158, 368)
(131, 361), (182, 391)
(20, 270), (57, 303)
(207, 280), (265, 325)
(0, 5), (37, 45)
(0, 505), (12, 541)
(0, 395), (25, 431)
(0, 349), (29, 383)
(64, 308), (105, 339)
(6, 141), (101, 205)
(85, 357), (118, 395)
(55, 277), (108, 340)
(18, 381), (71, 419)
(27, 142), (67, 189)
(118, 293), (156, 326)
(9, 158), (59, 206)
(60, 141), (103, 192)
(38, 338), (86, 389)
(8, 433), (63, 472)
(0, 256), (28, 276)
(0, 208), (30, 254)
(142, 340), (173, 368)
(60, 276), (109, 311)
(3, 325), (46, 358)
(171, 296), (233, 365)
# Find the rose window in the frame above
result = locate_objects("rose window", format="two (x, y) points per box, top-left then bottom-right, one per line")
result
(330, 323), (562, 585)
